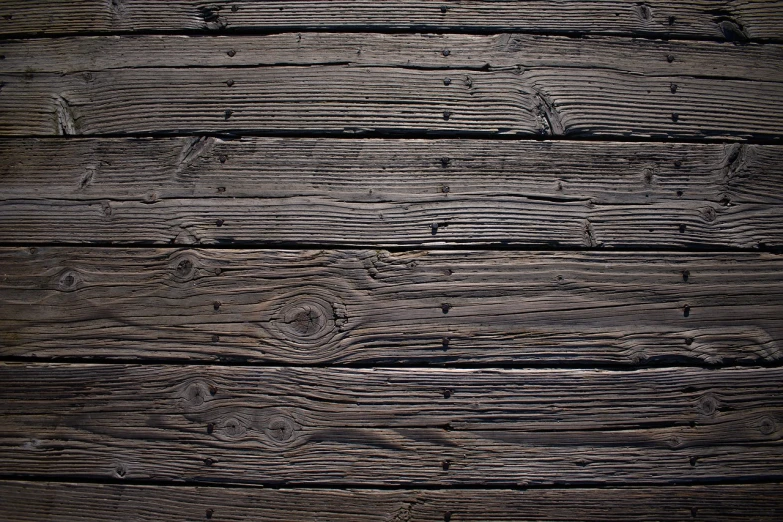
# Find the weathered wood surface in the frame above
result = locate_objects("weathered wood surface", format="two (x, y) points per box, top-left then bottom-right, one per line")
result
(0, 1), (780, 41)
(0, 139), (780, 247)
(1, 482), (781, 522)
(1, 248), (781, 366)
(3, 34), (782, 83)
(1, 54), (783, 138)
(1, 363), (782, 485)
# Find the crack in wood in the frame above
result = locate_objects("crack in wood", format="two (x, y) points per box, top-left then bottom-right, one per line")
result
(199, 5), (227, 31)
(533, 90), (564, 137)
(176, 136), (216, 176)
(53, 95), (77, 136)
(722, 143), (751, 189)
(583, 219), (597, 247)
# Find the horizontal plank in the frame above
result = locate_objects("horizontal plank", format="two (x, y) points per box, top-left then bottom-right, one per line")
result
(1, 45), (783, 138)
(0, 0), (780, 41)
(1, 248), (781, 365)
(1, 363), (782, 485)
(1, 482), (782, 521)
(0, 138), (781, 247)
(2, 34), (782, 83)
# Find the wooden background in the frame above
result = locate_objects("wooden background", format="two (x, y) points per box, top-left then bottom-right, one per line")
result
(0, 1), (782, 520)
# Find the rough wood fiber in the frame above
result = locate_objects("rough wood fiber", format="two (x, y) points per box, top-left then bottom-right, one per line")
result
(0, 481), (781, 521)
(0, 139), (780, 247)
(2, 34), (782, 83)
(1, 63), (782, 138)
(1, 363), (782, 485)
(1, 248), (781, 366)
(0, 1), (780, 41)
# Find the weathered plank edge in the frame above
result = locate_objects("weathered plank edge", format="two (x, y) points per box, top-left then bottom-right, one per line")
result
(0, 480), (781, 521)
(0, 0), (780, 42)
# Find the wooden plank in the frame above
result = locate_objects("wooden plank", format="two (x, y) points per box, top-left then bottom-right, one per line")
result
(2, 34), (782, 83)
(1, 45), (783, 138)
(0, 138), (780, 247)
(0, 65), (781, 141)
(1, 363), (782, 485)
(1, 481), (781, 521)
(0, 1), (780, 41)
(1, 248), (781, 365)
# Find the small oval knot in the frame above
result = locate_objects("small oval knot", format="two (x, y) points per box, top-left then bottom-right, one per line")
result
(759, 416), (776, 435)
(699, 206), (717, 223)
(269, 291), (344, 351)
(114, 462), (127, 478)
(179, 379), (217, 409)
(171, 253), (198, 281)
(696, 393), (719, 416)
(220, 416), (248, 439)
(264, 415), (297, 443)
(56, 269), (81, 292)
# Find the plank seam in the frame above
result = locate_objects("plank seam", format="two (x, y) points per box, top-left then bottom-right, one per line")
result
(0, 132), (780, 144)
(0, 474), (780, 490)
(2, 357), (782, 371)
(0, 27), (780, 44)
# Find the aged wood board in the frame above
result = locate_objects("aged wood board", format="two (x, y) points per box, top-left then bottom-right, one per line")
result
(0, 0), (781, 519)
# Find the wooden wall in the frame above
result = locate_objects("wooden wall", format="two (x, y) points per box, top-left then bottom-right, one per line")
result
(0, 1), (782, 519)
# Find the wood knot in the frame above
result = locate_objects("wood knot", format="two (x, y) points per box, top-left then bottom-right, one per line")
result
(642, 165), (657, 185)
(143, 190), (158, 204)
(56, 269), (81, 292)
(717, 19), (749, 43)
(114, 463), (127, 478)
(171, 253), (198, 281)
(179, 379), (217, 409)
(200, 6), (227, 30)
(269, 291), (345, 350)
(723, 143), (749, 183)
(698, 206), (717, 223)
(696, 393), (719, 416)
(758, 416), (776, 435)
(264, 414), (297, 444)
(208, 415), (249, 440)
(636, 3), (652, 21)
(534, 90), (564, 136)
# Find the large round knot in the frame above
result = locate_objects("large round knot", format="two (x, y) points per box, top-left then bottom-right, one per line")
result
(268, 290), (346, 351)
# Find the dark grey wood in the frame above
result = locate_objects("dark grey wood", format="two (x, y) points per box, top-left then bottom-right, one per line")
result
(1, 363), (782, 485)
(0, 68), (780, 139)
(1, 481), (781, 521)
(0, 248), (781, 365)
(0, 1), (781, 511)
(2, 34), (781, 83)
(1, 34), (782, 138)
(0, 1), (780, 41)
(0, 139), (780, 247)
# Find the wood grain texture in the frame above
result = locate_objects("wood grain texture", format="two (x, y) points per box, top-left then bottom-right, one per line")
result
(0, 138), (781, 247)
(1, 363), (782, 485)
(1, 248), (781, 366)
(0, 0), (780, 41)
(1, 55), (782, 138)
(1, 481), (781, 521)
(3, 33), (782, 83)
